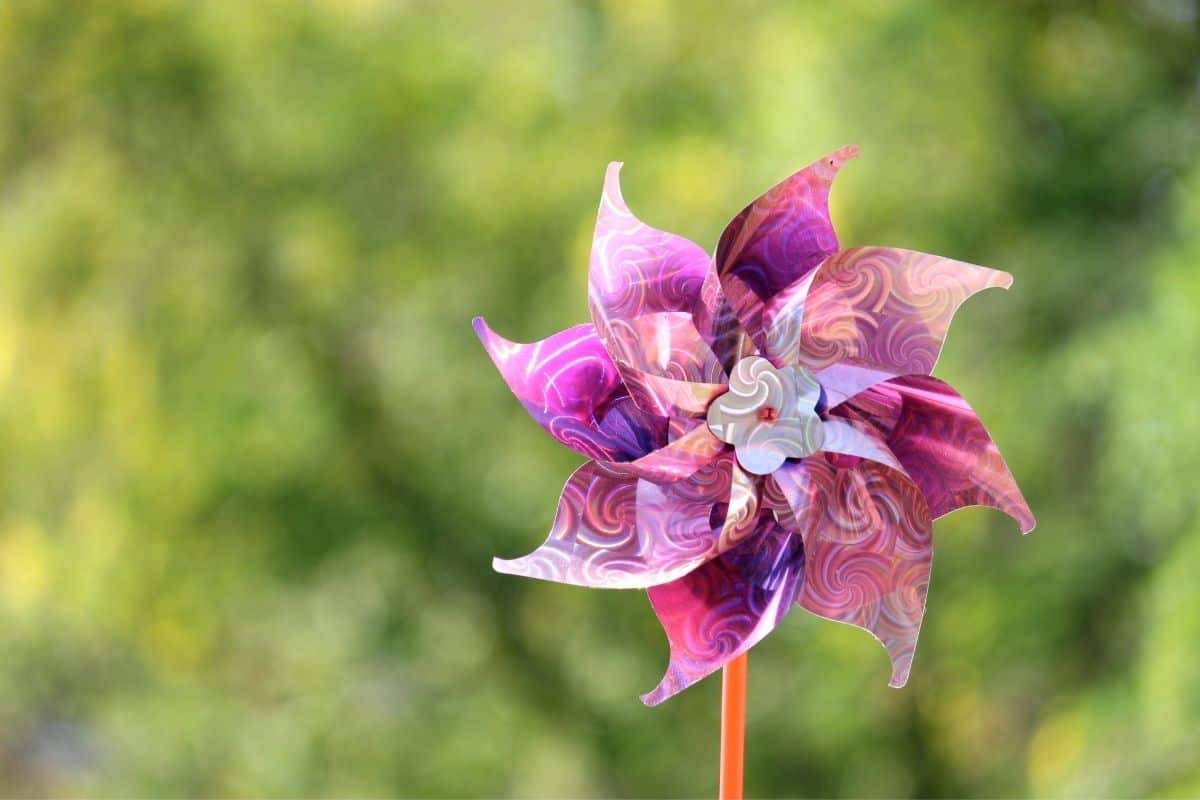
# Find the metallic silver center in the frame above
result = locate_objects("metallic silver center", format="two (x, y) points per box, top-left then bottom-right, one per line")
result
(706, 356), (824, 475)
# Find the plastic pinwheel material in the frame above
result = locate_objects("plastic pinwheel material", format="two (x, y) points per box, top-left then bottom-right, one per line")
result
(475, 146), (1034, 708)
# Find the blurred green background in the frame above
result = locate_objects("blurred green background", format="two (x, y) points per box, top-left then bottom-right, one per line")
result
(1, 0), (1198, 796)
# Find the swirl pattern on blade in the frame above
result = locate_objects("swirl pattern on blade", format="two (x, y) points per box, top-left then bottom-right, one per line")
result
(834, 375), (1034, 533)
(589, 163), (725, 414)
(795, 461), (933, 687)
(759, 271), (817, 365)
(641, 515), (805, 705)
(495, 456), (742, 590)
(615, 369), (727, 418)
(770, 459), (866, 545)
(607, 312), (728, 416)
(715, 460), (761, 552)
(589, 163), (711, 320)
(775, 247), (1012, 405)
(607, 313), (727, 383)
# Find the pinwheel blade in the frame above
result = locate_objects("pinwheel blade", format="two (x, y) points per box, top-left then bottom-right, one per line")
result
(641, 516), (805, 705)
(589, 163), (727, 415)
(784, 246), (1011, 404)
(835, 375), (1035, 533)
(495, 456), (744, 590)
(794, 463), (934, 687)
(704, 145), (858, 349)
(474, 319), (629, 460)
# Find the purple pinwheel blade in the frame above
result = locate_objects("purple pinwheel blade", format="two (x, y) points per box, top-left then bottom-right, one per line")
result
(834, 375), (1035, 533)
(702, 145), (859, 349)
(775, 246), (1011, 405)
(782, 459), (934, 687)
(641, 515), (805, 706)
(474, 318), (632, 460)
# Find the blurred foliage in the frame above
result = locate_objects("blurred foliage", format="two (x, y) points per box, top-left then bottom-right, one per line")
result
(0, 0), (1198, 796)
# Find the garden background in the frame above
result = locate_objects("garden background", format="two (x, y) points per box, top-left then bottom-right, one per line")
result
(1, 1), (1199, 796)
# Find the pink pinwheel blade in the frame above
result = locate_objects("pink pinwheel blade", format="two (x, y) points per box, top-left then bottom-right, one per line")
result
(606, 311), (728, 416)
(607, 312), (726, 383)
(834, 375), (1035, 533)
(768, 456), (883, 546)
(589, 163), (727, 415)
(597, 422), (726, 483)
(777, 247), (1011, 405)
(642, 515), (805, 706)
(589, 163), (711, 320)
(495, 455), (750, 590)
(616, 368), (727, 418)
(783, 459), (934, 687)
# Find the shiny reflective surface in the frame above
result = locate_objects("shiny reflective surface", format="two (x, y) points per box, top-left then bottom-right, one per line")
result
(705, 356), (825, 475)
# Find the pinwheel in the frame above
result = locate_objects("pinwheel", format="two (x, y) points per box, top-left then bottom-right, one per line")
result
(474, 146), (1033, 798)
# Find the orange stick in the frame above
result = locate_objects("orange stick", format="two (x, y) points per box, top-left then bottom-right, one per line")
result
(719, 652), (748, 800)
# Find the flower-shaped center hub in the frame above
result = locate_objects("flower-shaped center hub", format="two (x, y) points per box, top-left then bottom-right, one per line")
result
(705, 356), (824, 475)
